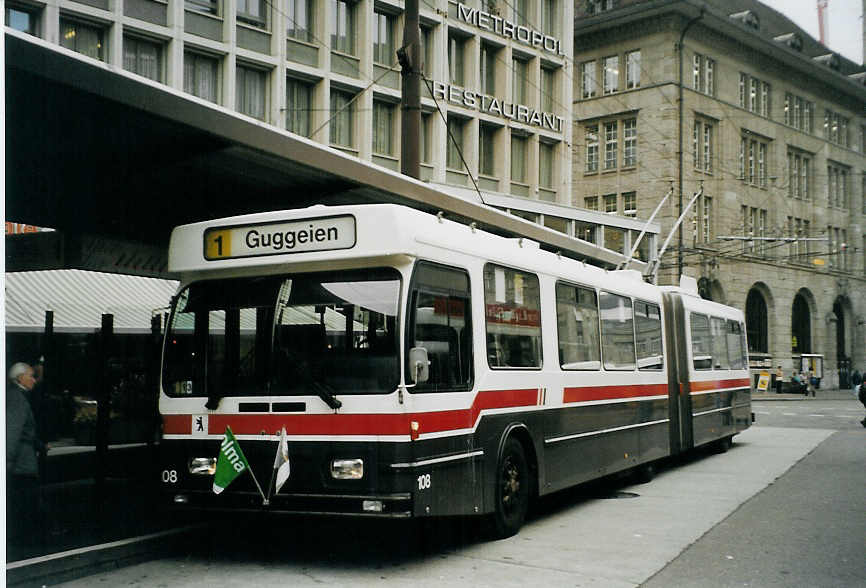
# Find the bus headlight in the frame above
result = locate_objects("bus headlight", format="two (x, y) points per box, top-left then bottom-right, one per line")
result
(189, 457), (217, 475)
(330, 458), (364, 479)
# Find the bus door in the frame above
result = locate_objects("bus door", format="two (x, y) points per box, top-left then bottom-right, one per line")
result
(662, 292), (693, 455)
(404, 261), (478, 516)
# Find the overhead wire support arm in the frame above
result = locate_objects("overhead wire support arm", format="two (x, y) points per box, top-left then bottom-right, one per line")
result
(618, 181), (673, 271)
(649, 183), (703, 284)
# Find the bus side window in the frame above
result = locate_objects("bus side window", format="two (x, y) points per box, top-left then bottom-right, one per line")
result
(599, 291), (636, 370)
(710, 317), (729, 370)
(555, 282), (601, 370)
(727, 320), (747, 370)
(635, 301), (663, 371)
(690, 313), (712, 370)
(483, 264), (542, 369)
(409, 263), (473, 392)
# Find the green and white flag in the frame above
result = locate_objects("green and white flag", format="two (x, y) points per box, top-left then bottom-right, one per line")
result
(213, 426), (251, 494)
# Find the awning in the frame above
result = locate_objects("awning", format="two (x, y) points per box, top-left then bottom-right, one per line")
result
(5, 270), (178, 333)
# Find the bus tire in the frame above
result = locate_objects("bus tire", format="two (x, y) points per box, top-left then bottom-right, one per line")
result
(713, 436), (733, 453)
(492, 437), (530, 539)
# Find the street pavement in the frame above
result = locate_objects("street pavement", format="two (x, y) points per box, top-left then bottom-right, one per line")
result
(51, 417), (854, 588)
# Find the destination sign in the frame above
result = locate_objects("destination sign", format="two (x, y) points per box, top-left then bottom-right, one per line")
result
(204, 215), (356, 260)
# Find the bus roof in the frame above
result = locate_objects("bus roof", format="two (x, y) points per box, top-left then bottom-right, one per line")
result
(169, 204), (666, 303)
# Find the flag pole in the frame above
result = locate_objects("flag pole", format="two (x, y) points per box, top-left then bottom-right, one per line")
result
(266, 439), (280, 502)
(250, 465), (268, 506)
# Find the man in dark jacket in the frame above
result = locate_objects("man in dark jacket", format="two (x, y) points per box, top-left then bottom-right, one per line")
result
(6, 362), (44, 545)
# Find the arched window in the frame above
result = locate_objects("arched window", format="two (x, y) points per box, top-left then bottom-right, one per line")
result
(791, 294), (811, 353)
(746, 288), (767, 353)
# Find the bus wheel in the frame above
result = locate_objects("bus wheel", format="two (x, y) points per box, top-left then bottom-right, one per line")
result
(493, 437), (529, 539)
(713, 436), (733, 453)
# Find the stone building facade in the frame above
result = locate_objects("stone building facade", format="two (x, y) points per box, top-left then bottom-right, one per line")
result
(573, 0), (866, 386)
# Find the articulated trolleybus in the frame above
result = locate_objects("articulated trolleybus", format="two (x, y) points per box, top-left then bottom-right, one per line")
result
(159, 204), (752, 537)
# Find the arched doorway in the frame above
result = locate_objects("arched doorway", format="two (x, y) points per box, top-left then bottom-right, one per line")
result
(791, 292), (811, 353)
(833, 298), (850, 387)
(746, 288), (768, 353)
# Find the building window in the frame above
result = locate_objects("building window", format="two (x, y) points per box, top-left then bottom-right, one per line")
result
(186, 0), (218, 14)
(372, 11), (394, 65)
(539, 141), (555, 189)
(419, 25), (433, 76)
(481, 44), (497, 96)
(446, 116), (465, 170)
(123, 36), (162, 82)
(6, 5), (38, 35)
(479, 124), (497, 177)
(739, 73), (769, 114)
(585, 125), (598, 173)
(625, 50), (640, 89)
(512, 0), (529, 27)
(693, 54), (701, 90)
(623, 118), (637, 167)
(287, 0), (313, 42)
(331, 0), (355, 55)
(372, 100), (395, 156)
(330, 89), (355, 148)
(694, 55), (714, 95)
(541, 0), (557, 36)
(603, 193), (617, 214)
(236, 65), (267, 120)
(285, 77), (312, 137)
(694, 120), (713, 173)
(623, 192), (636, 217)
(827, 163), (850, 208)
(787, 150), (811, 200)
(588, 0), (614, 14)
(421, 113), (432, 164)
(584, 196), (598, 210)
(760, 81), (770, 117)
(238, 0), (266, 27)
(581, 60), (596, 99)
(740, 135), (767, 186)
(602, 55), (618, 95)
(603, 121), (617, 170)
(540, 67), (556, 112)
(184, 52), (219, 104)
(704, 58), (714, 96)
(512, 57), (528, 104)
(511, 134), (527, 183)
(448, 35), (465, 86)
(59, 19), (105, 61)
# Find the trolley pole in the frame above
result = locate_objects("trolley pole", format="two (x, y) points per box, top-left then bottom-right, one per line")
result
(399, 0), (421, 180)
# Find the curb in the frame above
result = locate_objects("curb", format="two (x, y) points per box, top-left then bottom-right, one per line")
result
(6, 525), (205, 587)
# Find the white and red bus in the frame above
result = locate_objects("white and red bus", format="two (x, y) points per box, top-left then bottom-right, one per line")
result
(158, 204), (752, 537)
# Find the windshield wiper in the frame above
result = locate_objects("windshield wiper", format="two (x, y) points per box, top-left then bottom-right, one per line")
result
(310, 380), (342, 410)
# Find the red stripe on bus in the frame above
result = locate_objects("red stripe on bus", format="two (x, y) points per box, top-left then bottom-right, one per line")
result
(689, 378), (751, 393)
(162, 388), (538, 436)
(162, 414), (191, 434)
(563, 383), (668, 403)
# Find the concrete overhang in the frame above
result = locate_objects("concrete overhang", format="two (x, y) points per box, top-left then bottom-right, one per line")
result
(5, 30), (642, 271)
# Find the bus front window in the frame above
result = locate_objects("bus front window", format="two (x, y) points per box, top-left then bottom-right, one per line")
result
(162, 269), (401, 399)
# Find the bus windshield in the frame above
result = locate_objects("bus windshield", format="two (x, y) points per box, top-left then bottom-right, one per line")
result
(162, 268), (401, 399)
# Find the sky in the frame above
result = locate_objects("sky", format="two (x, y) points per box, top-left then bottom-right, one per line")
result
(759, 0), (863, 64)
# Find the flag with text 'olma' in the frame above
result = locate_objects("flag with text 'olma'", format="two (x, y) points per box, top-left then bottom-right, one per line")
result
(213, 426), (251, 494)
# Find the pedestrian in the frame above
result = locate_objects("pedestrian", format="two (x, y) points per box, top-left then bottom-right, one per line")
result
(6, 362), (46, 547)
(859, 381), (866, 428)
(852, 368), (862, 398)
(774, 365), (784, 394)
(808, 369), (816, 397)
